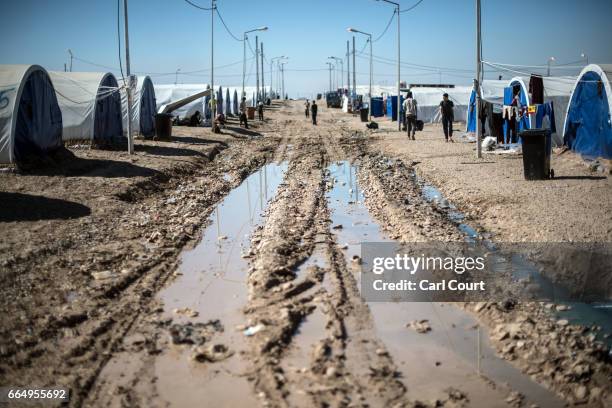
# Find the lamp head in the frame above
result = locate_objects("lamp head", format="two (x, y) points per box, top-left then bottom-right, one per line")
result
(347, 28), (356, 33)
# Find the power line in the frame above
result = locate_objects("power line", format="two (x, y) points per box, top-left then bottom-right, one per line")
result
(183, 0), (213, 11)
(373, 9), (396, 42)
(400, 0), (425, 13)
(216, 7), (243, 42)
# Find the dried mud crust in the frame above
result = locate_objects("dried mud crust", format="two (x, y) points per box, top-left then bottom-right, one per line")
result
(0, 134), (280, 406)
(337, 133), (612, 407)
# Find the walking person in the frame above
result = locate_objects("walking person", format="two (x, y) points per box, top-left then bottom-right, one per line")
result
(311, 100), (318, 125)
(440, 93), (455, 142)
(402, 91), (417, 140)
(257, 100), (264, 121)
(304, 99), (310, 118)
(239, 97), (249, 129)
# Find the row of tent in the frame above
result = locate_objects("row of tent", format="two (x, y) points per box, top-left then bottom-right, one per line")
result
(0, 64), (262, 165)
(348, 64), (611, 159)
(466, 64), (611, 159)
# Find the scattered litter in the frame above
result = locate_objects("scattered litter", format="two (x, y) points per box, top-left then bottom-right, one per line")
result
(556, 304), (571, 312)
(351, 255), (362, 265)
(332, 224), (343, 230)
(91, 270), (114, 280)
(173, 307), (199, 318)
(243, 323), (265, 336)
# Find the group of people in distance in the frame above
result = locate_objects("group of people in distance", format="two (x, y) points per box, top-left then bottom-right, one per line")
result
(302, 92), (456, 142)
(304, 99), (318, 125)
(236, 97), (266, 129)
(403, 92), (455, 142)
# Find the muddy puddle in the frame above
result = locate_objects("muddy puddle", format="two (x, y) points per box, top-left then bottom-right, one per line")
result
(326, 161), (562, 407)
(419, 177), (612, 345)
(96, 162), (288, 407)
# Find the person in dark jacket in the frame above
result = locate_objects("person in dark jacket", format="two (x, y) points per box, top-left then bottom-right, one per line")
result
(439, 93), (455, 142)
(311, 100), (318, 125)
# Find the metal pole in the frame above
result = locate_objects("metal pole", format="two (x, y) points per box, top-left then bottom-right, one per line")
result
(475, 0), (482, 158)
(352, 36), (356, 107)
(242, 33), (246, 100)
(347, 40), (350, 100)
(270, 58), (273, 99)
(261, 43), (265, 101)
(123, 0), (134, 155)
(397, 6), (401, 131)
(369, 35), (372, 122)
(281, 64), (285, 99)
(255, 36), (260, 103)
(211, 0), (215, 116)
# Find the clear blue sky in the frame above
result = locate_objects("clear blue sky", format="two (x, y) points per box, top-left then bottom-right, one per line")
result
(1, 0), (611, 98)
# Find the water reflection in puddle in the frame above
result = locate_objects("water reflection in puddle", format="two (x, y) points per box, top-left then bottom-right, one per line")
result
(326, 161), (561, 407)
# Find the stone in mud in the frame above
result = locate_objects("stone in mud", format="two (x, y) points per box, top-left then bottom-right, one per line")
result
(173, 307), (199, 318)
(556, 319), (569, 327)
(555, 304), (571, 312)
(91, 270), (114, 280)
(407, 320), (431, 334)
(332, 224), (343, 230)
(192, 343), (234, 363)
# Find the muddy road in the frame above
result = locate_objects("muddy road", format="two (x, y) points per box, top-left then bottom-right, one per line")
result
(1, 101), (611, 407)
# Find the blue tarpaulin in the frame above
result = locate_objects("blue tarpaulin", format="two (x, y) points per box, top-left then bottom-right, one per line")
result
(564, 68), (612, 159)
(371, 97), (384, 117)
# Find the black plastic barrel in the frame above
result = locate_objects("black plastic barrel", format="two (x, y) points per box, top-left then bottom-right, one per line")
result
(155, 113), (173, 139)
(360, 108), (369, 122)
(520, 129), (553, 180)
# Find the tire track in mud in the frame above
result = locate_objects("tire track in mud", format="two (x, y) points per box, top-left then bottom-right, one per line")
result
(0, 138), (281, 407)
(243, 125), (411, 407)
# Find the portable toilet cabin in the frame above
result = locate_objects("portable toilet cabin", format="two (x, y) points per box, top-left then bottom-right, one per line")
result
(386, 95), (404, 121)
(563, 64), (612, 159)
(0, 65), (63, 165)
(49, 71), (124, 146)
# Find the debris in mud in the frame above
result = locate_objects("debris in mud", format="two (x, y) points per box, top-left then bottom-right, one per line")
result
(192, 343), (234, 363)
(407, 320), (432, 334)
(332, 224), (343, 230)
(91, 270), (114, 280)
(351, 254), (362, 265)
(243, 323), (265, 336)
(505, 390), (524, 406)
(173, 307), (199, 318)
(168, 320), (223, 345)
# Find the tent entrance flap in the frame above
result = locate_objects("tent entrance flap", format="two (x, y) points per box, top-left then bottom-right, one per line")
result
(139, 77), (156, 137)
(14, 69), (62, 163)
(94, 74), (123, 143)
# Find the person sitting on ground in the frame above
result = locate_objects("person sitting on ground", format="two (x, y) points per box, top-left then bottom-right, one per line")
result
(402, 92), (417, 140)
(189, 110), (202, 127)
(239, 97), (249, 129)
(258, 101), (264, 121)
(439, 93), (455, 142)
(311, 100), (318, 125)
(304, 99), (310, 118)
(215, 112), (226, 128)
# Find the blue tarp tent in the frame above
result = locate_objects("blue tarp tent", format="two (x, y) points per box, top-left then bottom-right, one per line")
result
(371, 97), (384, 117)
(217, 86), (223, 115)
(225, 88), (231, 115)
(0, 65), (63, 165)
(564, 64), (612, 159)
(386, 95), (403, 121)
(465, 80), (506, 133)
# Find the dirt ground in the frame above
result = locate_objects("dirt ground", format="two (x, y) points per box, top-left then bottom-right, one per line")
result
(1, 101), (611, 408)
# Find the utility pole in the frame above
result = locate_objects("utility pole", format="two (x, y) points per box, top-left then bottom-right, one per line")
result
(326, 62), (333, 94)
(352, 36), (356, 107)
(255, 36), (260, 103)
(347, 40), (350, 99)
(211, 0), (215, 117)
(261, 43), (265, 101)
(396, 4), (400, 131)
(475, 0), (482, 158)
(68, 49), (73, 72)
(123, 0), (134, 155)
(281, 62), (286, 99)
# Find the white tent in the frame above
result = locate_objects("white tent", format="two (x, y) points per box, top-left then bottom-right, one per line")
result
(0, 65), (63, 165)
(154, 83), (210, 119)
(355, 84), (472, 123)
(121, 75), (156, 138)
(49, 71), (124, 145)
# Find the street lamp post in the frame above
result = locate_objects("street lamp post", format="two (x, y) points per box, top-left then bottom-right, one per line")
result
(348, 27), (372, 122)
(175, 68), (181, 85)
(329, 56), (344, 91)
(581, 52), (589, 65)
(280, 61), (287, 99)
(270, 56), (286, 99)
(547, 56), (555, 77)
(376, 0), (400, 130)
(326, 62), (334, 94)
(242, 26), (268, 101)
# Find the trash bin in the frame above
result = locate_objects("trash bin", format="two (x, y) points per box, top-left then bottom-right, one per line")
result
(360, 107), (369, 122)
(520, 128), (554, 180)
(247, 106), (256, 120)
(155, 113), (173, 139)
